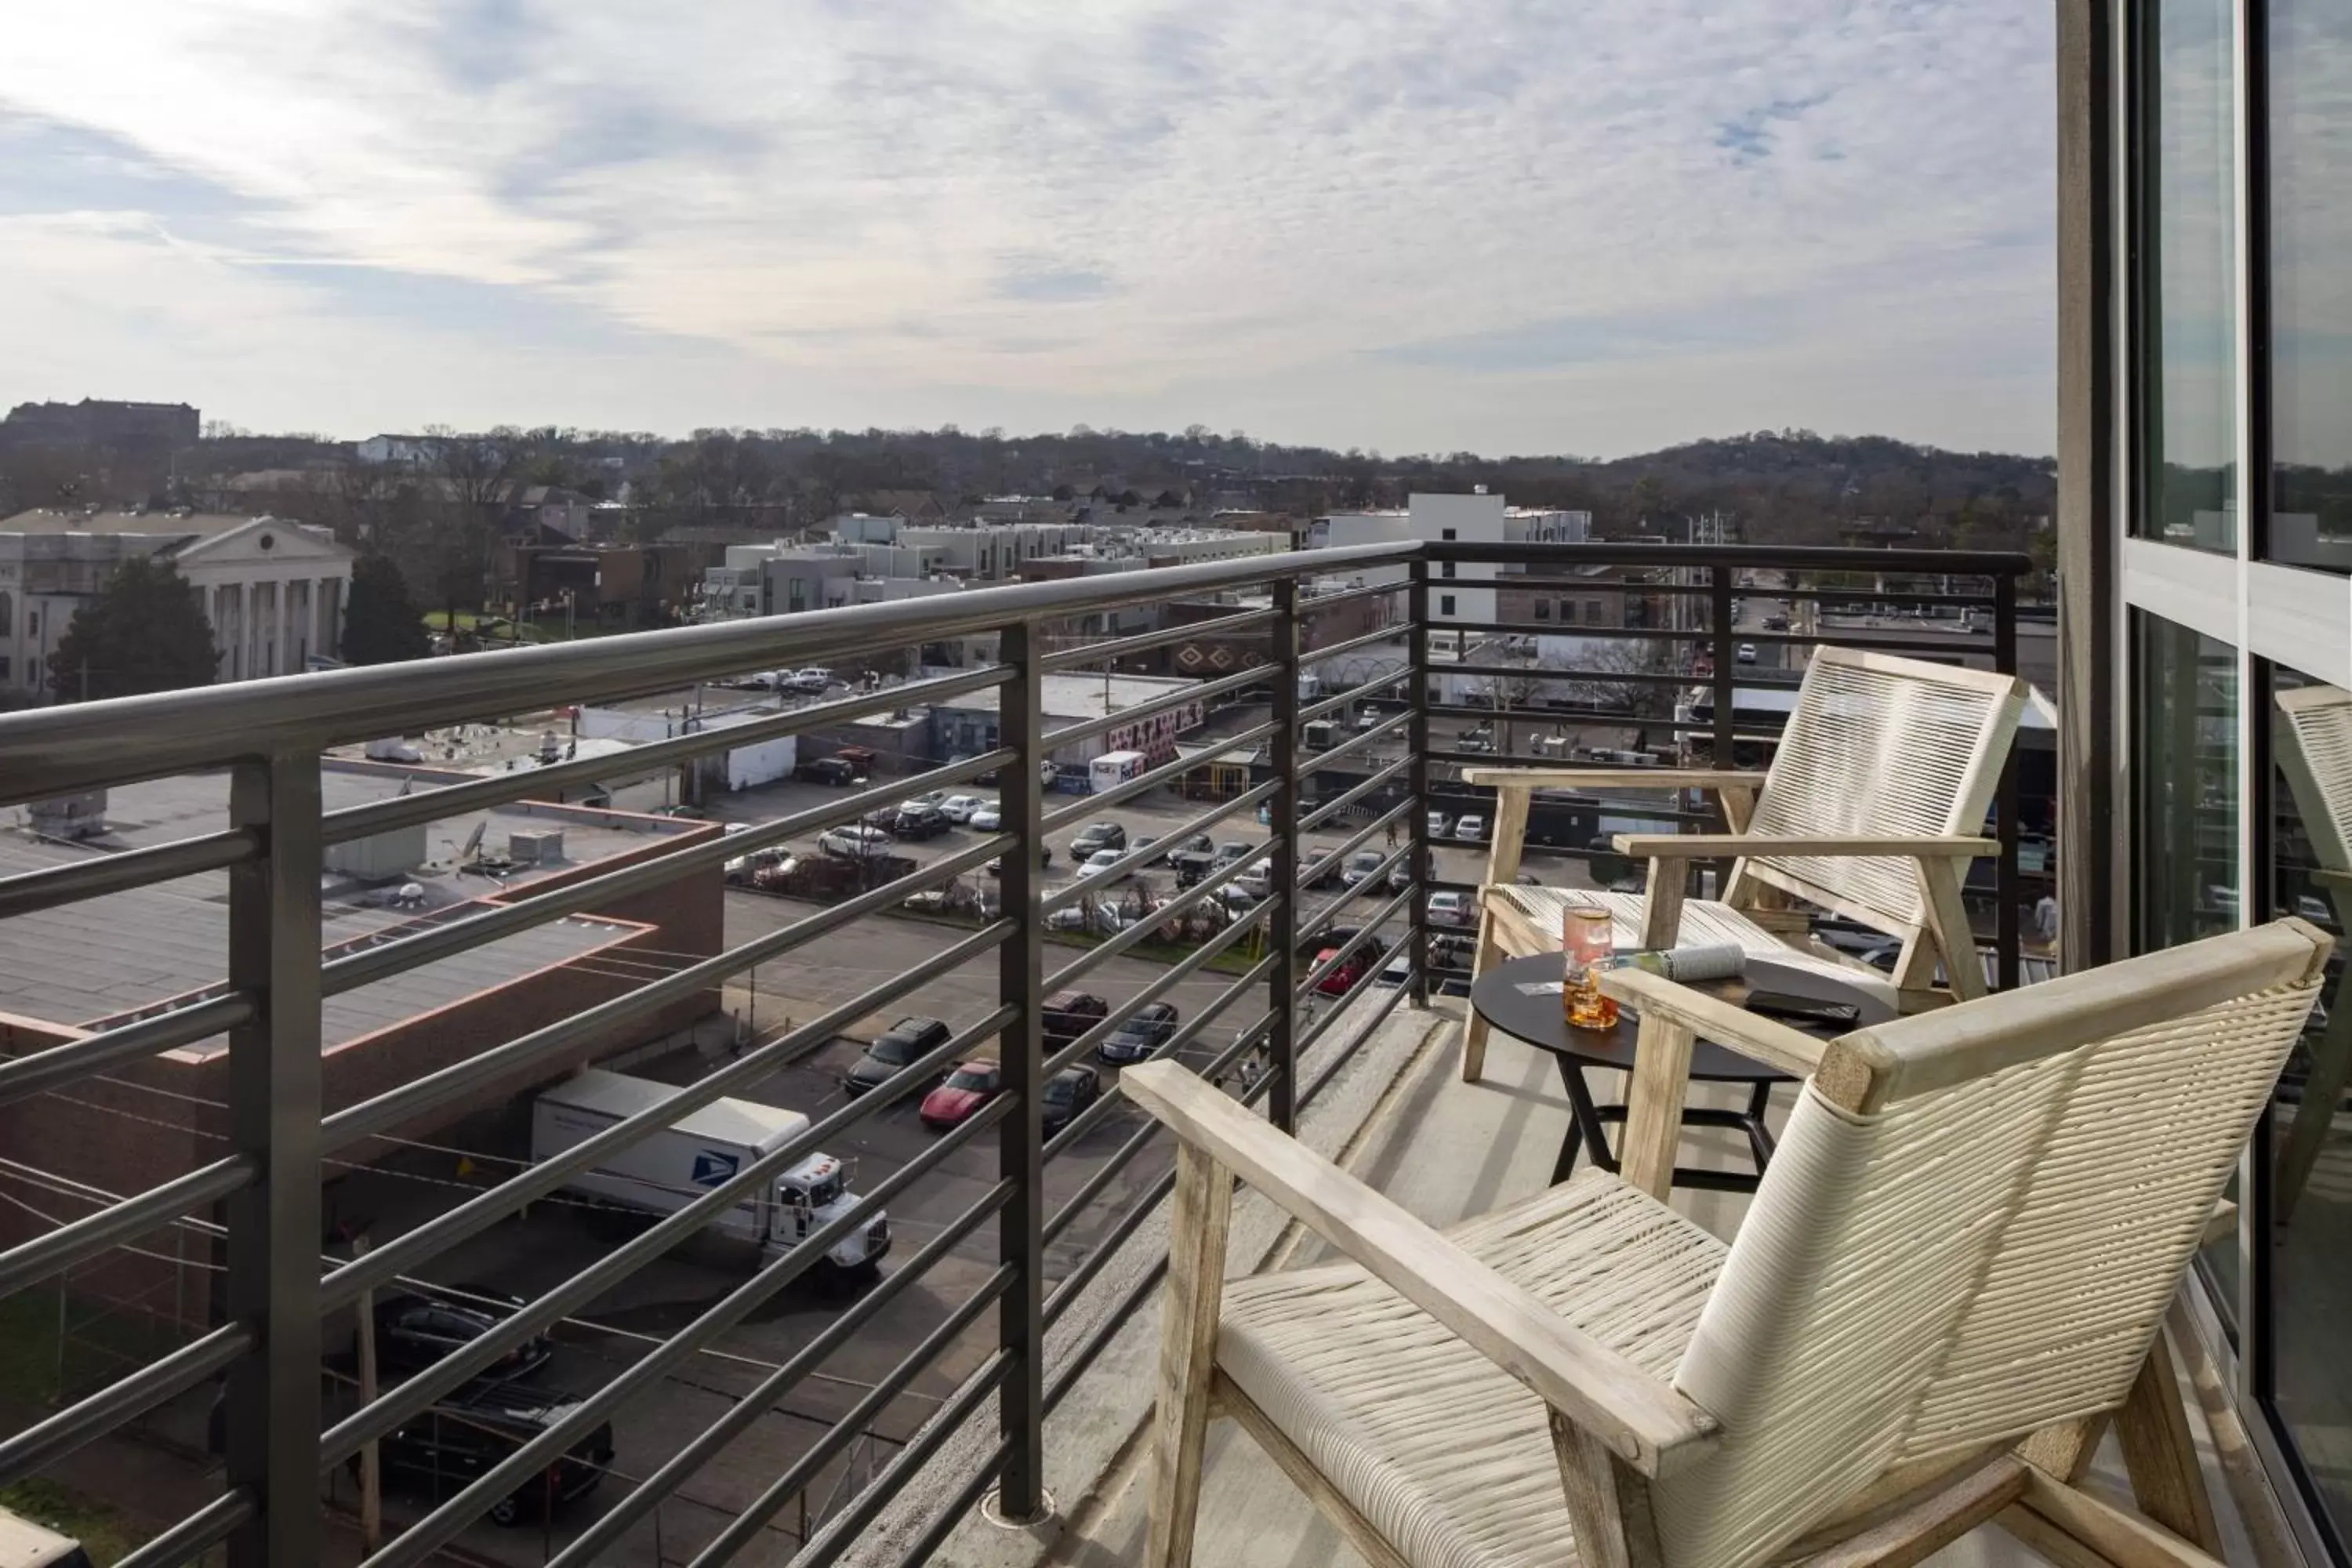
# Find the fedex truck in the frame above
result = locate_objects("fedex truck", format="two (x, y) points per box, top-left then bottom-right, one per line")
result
(1089, 750), (1149, 793)
(530, 1069), (888, 1277)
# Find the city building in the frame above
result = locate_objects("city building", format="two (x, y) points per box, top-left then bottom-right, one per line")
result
(1315, 492), (1592, 633)
(0, 398), (198, 452)
(0, 510), (354, 694)
(352, 434), (446, 466)
(929, 671), (1206, 769)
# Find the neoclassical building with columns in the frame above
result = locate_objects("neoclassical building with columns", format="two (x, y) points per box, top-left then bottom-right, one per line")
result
(0, 510), (354, 697)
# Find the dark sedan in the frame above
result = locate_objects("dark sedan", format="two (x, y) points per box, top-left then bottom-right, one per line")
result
(372, 1290), (554, 1385)
(1096, 1001), (1180, 1065)
(1042, 1065), (1102, 1134)
(842, 1015), (953, 1097)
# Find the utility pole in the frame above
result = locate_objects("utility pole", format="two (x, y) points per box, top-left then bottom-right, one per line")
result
(353, 1234), (381, 1553)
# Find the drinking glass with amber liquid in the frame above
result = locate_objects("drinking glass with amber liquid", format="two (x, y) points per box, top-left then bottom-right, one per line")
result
(1563, 907), (1619, 1029)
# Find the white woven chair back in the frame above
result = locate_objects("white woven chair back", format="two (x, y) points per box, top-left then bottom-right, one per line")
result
(1648, 925), (2324, 1568)
(1741, 648), (2025, 935)
(2276, 684), (2352, 870)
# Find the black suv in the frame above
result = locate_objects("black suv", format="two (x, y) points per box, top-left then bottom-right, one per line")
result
(1096, 1001), (1179, 1065)
(1069, 821), (1126, 856)
(842, 1016), (953, 1096)
(796, 756), (858, 786)
(1042, 989), (1109, 1047)
(1042, 1065), (1102, 1134)
(892, 803), (951, 839)
(368, 1385), (614, 1527)
(372, 1290), (554, 1385)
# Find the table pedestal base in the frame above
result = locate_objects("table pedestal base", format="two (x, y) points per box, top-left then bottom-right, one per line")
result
(1552, 1058), (1776, 1192)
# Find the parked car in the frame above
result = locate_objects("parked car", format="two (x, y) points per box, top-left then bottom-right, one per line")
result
(783, 666), (836, 694)
(1456, 735), (1497, 755)
(1083, 848), (1137, 881)
(1342, 850), (1384, 887)
(1097, 1001), (1180, 1065)
(983, 844), (1052, 877)
(1214, 841), (1254, 867)
(1762, 613), (1791, 631)
(372, 1290), (554, 1384)
(1042, 1065), (1102, 1134)
(1042, 989), (1109, 1046)
(795, 757), (860, 786)
(724, 846), (791, 886)
(816, 824), (893, 858)
(1301, 847), (1341, 887)
(842, 1016), (952, 1097)
(919, 1060), (1004, 1129)
(1069, 821), (1127, 856)
(936, 794), (989, 824)
(1236, 858), (1274, 900)
(891, 803), (951, 839)
(1132, 835), (1164, 863)
(1427, 811), (1453, 839)
(1737, 643), (1759, 664)
(1454, 815), (1487, 842)
(1171, 833), (1214, 857)
(366, 1385), (613, 1527)
(969, 804), (1004, 831)
(1314, 936), (1391, 996)
(1427, 891), (1472, 926)
(1048, 902), (1128, 934)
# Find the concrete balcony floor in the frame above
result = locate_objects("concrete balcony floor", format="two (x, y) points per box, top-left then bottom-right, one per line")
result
(915, 994), (2293, 1568)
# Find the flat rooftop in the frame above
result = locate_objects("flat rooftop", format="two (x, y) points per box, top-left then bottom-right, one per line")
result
(0, 765), (701, 1049)
(938, 673), (1201, 722)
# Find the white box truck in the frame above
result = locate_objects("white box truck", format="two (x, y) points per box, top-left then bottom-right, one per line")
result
(530, 1069), (888, 1278)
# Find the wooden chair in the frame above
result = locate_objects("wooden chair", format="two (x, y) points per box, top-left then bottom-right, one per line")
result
(1460, 646), (2028, 1082)
(2271, 684), (2352, 1221)
(1127, 917), (2332, 1568)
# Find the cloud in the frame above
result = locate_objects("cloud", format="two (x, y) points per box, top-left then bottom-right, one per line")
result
(0, 0), (2059, 455)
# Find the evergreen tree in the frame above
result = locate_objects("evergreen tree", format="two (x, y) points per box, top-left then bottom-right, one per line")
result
(46, 554), (220, 701)
(341, 554), (433, 664)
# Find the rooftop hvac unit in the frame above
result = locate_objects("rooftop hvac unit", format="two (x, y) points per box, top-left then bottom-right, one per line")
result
(508, 829), (566, 865)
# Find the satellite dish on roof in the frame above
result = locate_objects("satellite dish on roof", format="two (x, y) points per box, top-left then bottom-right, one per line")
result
(459, 822), (486, 860)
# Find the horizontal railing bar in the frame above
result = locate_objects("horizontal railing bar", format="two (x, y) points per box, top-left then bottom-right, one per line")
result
(1043, 950), (1281, 1138)
(0, 1155), (254, 1298)
(0, 543), (1419, 805)
(321, 666), (1012, 843)
(1040, 786), (1277, 916)
(1298, 666), (1410, 726)
(1427, 665), (1699, 688)
(0, 1322), (252, 1489)
(320, 938), (1012, 1325)
(1298, 754), (1410, 833)
(1040, 661), (1268, 751)
(1297, 578), (1408, 614)
(0, 993), (256, 1110)
(1301, 967), (1417, 1108)
(112, 1490), (256, 1568)
(0, 829), (258, 920)
(1043, 1007), (1274, 1269)
(783, 1351), (1013, 1568)
(362, 1129), (1013, 1568)
(1421, 540), (2034, 573)
(543, 1179), (1014, 1568)
(1037, 606), (1275, 671)
(685, 1271), (1013, 1568)
(1298, 620), (1406, 667)
(1297, 709), (1412, 778)
(320, 839), (1008, 1152)
(1040, 724), (1276, 830)
(321, 753), (1011, 997)
(1774, 586), (2005, 606)
(1435, 619), (1711, 643)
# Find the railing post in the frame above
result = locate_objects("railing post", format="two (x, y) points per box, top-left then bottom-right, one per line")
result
(222, 753), (323, 1568)
(994, 622), (1049, 1523)
(1268, 579), (1301, 1132)
(1408, 560), (1432, 1008)
(1994, 573), (2022, 991)
(1708, 565), (1739, 898)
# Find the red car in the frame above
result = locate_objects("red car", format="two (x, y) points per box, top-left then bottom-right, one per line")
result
(1314, 945), (1384, 997)
(920, 1060), (1004, 1129)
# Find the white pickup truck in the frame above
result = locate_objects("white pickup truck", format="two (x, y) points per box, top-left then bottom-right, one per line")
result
(531, 1069), (888, 1278)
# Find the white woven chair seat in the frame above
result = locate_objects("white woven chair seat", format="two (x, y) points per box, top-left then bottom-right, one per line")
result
(1490, 884), (1899, 1007)
(1218, 1171), (1725, 1568)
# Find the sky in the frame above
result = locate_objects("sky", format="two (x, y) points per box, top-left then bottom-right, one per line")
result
(0, 1), (2056, 459)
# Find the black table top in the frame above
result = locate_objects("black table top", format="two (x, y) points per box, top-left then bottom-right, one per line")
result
(1471, 952), (1807, 1082)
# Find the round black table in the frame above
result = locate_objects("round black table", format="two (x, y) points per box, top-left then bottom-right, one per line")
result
(1470, 951), (1797, 1192)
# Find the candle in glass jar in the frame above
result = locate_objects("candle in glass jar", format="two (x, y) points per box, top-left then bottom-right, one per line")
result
(1563, 908), (1618, 1029)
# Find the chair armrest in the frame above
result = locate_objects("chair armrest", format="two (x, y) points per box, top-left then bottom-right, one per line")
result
(1461, 768), (1769, 793)
(1118, 1061), (1721, 1477)
(1613, 833), (1999, 859)
(1597, 967), (1827, 1078)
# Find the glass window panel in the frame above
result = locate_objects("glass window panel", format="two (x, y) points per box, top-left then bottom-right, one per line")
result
(2265, 666), (2352, 1536)
(2269, 2), (2352, 572)
(2137, 615), (2241, 950)
(2137, 0), (2240, 551)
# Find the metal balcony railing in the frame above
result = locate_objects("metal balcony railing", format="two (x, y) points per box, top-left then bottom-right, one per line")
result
(0, 540), (2033, 1568)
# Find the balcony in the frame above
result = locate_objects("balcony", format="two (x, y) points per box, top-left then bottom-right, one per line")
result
(0, 540), (2108, 1568)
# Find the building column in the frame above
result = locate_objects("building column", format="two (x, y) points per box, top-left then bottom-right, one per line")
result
(318, 576), (341, 662)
